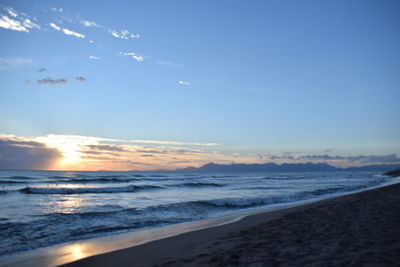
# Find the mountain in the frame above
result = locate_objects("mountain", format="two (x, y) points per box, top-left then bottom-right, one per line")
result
(176, 162), (400, 172)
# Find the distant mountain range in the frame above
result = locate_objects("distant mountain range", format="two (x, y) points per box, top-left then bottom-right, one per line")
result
(176, 162), (400, 172)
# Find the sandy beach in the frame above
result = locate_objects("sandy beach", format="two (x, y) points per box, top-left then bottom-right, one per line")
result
(62, 182), (400, 266)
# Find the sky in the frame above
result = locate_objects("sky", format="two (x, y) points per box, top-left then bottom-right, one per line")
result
(0, 0), (399, 171)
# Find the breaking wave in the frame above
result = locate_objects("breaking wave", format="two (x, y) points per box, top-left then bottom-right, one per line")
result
(19, 185), (163, 194)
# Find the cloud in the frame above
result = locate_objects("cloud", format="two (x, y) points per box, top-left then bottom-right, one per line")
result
(62, 28), (84, 38)
(0, 133), (236, 171)
(37, 77), (67, 85)
(110, 29), (140, 39)
(78, 18), (139, 40)
(178, 80), (191, 86)
(86, 145), (127, 152)
(5, 7), (18, 18)
(49, 22), (61, 31)
(299, 154), (400, 163)
(49, 22), (85, 38)
(75, 76), (86, 82)
(88, 56), (100, 60)
(51, 7), (63, 13)
(80, 20), (97, 27)
(0, 15), (37, 32)
(37, 68), (46, 72)
(261, 152), (400, 167)
(119, 52), (144, 62)
(0, 7), (40, 32)
(0, 57), (32, 70)
(0, 138), (62, 170)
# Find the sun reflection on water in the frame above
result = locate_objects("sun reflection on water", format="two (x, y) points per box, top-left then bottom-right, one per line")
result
(64, 244), (88, 261)
(54, 195), (83, 214)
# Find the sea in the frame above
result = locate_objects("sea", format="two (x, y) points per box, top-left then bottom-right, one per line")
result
(0, 170), (392, 256)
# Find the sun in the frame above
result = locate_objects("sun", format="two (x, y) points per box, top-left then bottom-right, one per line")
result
(57, 141), (81, 164)
(36, 135), (86, 169)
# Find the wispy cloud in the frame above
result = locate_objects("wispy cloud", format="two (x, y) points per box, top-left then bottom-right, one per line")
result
(0, 14), (39, 32)
(37, 67), (46, 72)
(178, 80), (191, 86)
(37, 77), (67, 85)
(80, 20), (98, 27)
(0, 57), (32, 70)
(261, 152), (400, 167)
(49, 22), (85, 38)
(62, 28), (84, 38)
(49, 22), (61, 31)
(0, 7), (40, 32)
(79, 18), (139, 40)
(299, 154), (400, 164)
(36, 76), (87, 85)
(50, 7), (63, 13)
(5, 7), (18, 18)
(75, 76), (86, 82)
(119, 52), (144, 62)
(88, 56), (100, 60)
(15, 133), (226, 170)
(110, 29), (139, 39)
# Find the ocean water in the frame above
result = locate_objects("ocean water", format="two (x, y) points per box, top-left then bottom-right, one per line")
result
(0, 170), (389, 256)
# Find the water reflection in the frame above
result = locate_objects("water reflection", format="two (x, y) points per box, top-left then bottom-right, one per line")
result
(53, 195), (83, 214)
(62, 244), (89, 262)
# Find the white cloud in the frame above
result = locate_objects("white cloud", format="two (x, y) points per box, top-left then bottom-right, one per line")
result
(178, 80), (191, 86)
(110, 29), (139, 39)
(62, 28), (85, 38)
(110, 30), (120, 38)
(0, 57), (32, 70)
(119, 52), (144, 62)
(120, 29), (139, 39)
(89, 56), (100, 60)
(81, 20), (98, 27)
(49, 23), (84, 38)
(0, 7), (40, 32)
(49, 23), (61, 31)
(0, 14), (39, 32)
(22, 18), (38, 29)
(0, 15), (27, 32)
(49, 22), (85, 38)
(78, 18), (139, 40)
(51, 7), (63, 13)
(5, 7), (18, 18)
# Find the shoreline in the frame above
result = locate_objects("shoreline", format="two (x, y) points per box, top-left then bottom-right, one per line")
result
(63, 182), (400, 266)
(1, 179), (398, 267)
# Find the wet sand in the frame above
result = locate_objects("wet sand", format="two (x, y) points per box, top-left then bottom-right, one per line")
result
(63, 183), (400, 266)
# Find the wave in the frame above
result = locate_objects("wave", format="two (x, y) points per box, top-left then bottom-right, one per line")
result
(47, 177), (143, 184)
(211, 175), (237, 178)
(173, 182), (224, 188)
(195, 179), (386, 209)
(19, 185), (163, 194)
(0, 180), (28, 184)
(10, 176), (36, 180)
(237, 186), (293, 190)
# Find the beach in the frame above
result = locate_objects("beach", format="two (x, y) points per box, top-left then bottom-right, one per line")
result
(63, 182), (400, 266)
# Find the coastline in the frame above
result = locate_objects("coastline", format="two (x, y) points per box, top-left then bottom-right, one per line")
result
(63, 182), (400, 266)
(1, 180), (399, 267)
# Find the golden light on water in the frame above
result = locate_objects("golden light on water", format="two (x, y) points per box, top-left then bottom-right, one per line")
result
(64, 244), (88, 261)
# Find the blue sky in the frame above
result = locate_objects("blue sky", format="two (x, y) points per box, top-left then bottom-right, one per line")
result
(0, 0), (399, 170)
